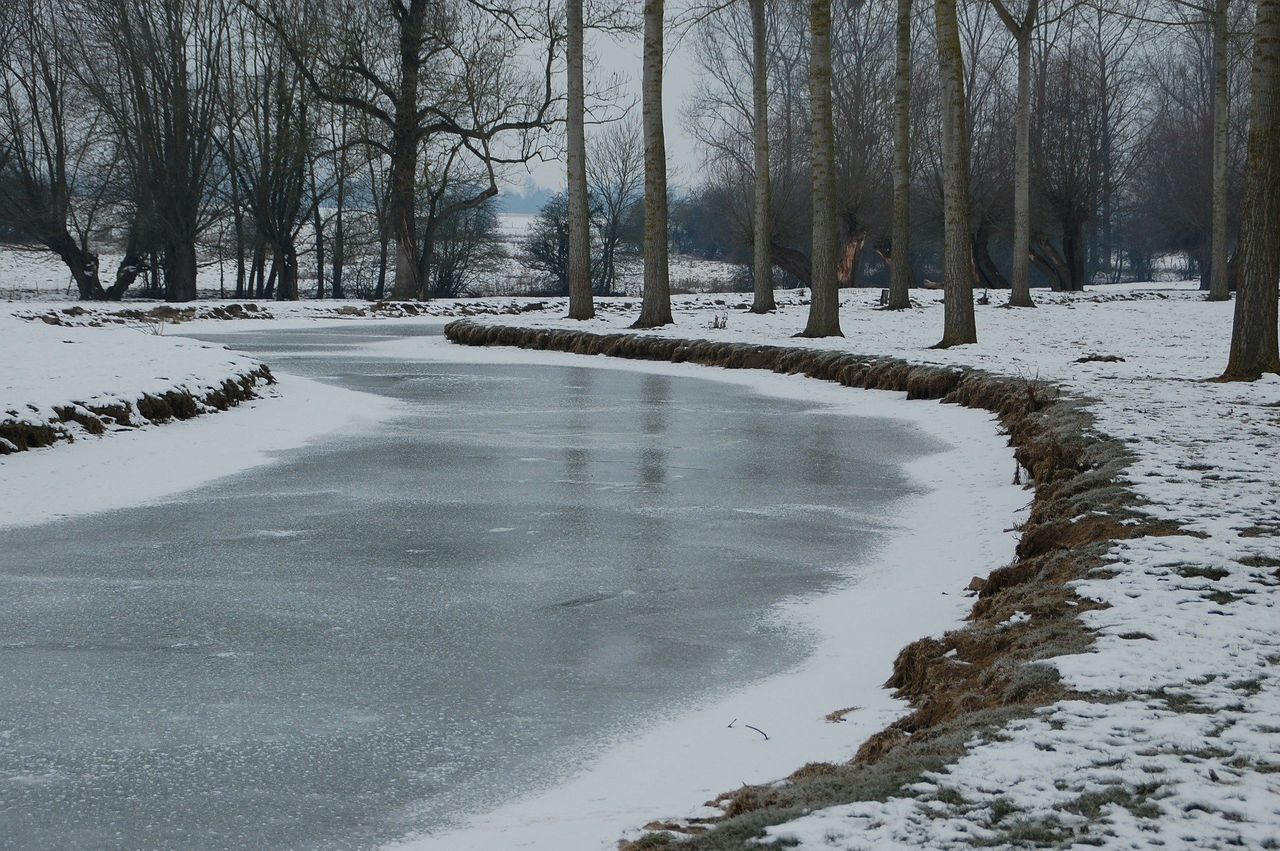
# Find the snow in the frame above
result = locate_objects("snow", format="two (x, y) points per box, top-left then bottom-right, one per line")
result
(457, 280), (1279, 849)
(0, 224), (742, 301)
(0, 313), (263, 436)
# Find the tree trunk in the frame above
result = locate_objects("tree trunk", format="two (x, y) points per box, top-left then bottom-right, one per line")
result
(1031, 235), (1070, 292)
(973, 224), (1010, 290)
(275, 241), (300, 301)
(772, 241), (812, 286)
(420, 226), (437, 299)
(375, 226), (389, 301)
(566, 0), (595, 319)
(166, 241), (198, 302)
(749, 0), (776, 314)
(801, 0), (842, 337)
(634, 0), (673, 328)
(934, 0), (977, 346)
(1208, 0), (1233, 301)
(1224, 0), (1280, 379)
(887, 0), (914, 310)
(252, 239), (266, 299)
(1063, 217), (1087, 291)
(104, 236), (146, 301)
(311, 163), (326, 300)
(148, 251), (163, 299)
(836, 221), (866, 289)
(1009, 31), (1036, 306)
(389, 0), (426, 300)
(332, 200), (346, 299)
(50, 234), (107, 301)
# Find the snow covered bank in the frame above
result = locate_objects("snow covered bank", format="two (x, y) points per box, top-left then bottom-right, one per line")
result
(0, 313), (273, 454)
(440, 284), (1280, 850)
(0, 314), (399, 527)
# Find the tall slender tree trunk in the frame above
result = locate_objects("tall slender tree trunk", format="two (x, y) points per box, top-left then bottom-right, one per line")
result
(1209, 0), (1233, 300)
(332, 113), (348, 300)
(934, 0), (977, 346)
(389, 0), (426, 300)
(1224, 0), (1280, 379)
(566, 0), (594, 319)
(332, 199), (346, 299)
(375, 222), (389, 301)
(749, 0), (776, 314)
(634, 0), (673, 328)
(311, 164), (326, 300)
(801, 0), (842, 337)
(887, 0), (914, 311)
(229, 141), (246, 300)
(252, 239), (266, 298)
(1009, 31), (1036, 307)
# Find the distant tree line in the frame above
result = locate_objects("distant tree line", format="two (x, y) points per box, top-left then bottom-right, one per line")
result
(681, 0), (1259, 297)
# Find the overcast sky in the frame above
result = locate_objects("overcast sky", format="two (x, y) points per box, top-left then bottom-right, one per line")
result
(517, 28), (706, 193)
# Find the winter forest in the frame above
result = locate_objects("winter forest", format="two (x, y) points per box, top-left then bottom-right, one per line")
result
(1, 0), (1278, 849)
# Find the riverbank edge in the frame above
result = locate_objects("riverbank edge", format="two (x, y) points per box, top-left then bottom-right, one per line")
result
(0, 364), (276, 455)
(443, 319), (1179, 848)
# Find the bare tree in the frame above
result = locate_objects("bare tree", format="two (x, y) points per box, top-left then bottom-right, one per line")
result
(749, 0), (776, 313)
(244, 0), (560, 301)
(800, 0), (842, 337)
(566, 0), (594, 318)
(634, 0), (673, 327)
(989, 0), (1040, 307)
(1224, 0), (1280, 379)
(1131, 0), (1238, 298)
(588, 117), (644, 295)
(0, 0), (144, 300)
(70, 0), (228, 302)
(935, 0), (978, 346)
(222, 10), (324, 301)
(885, 0), (914, 310)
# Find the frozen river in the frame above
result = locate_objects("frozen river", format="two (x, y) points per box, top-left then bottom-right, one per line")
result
(0, 324), (940, 850)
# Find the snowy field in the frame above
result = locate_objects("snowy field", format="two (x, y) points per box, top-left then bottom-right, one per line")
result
(449, 282), (1280, 849)
(2, 280), (1276, 849)
(0, 216), (741, 302)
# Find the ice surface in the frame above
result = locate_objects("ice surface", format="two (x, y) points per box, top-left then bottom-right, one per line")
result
(0, 325), (939, 850)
